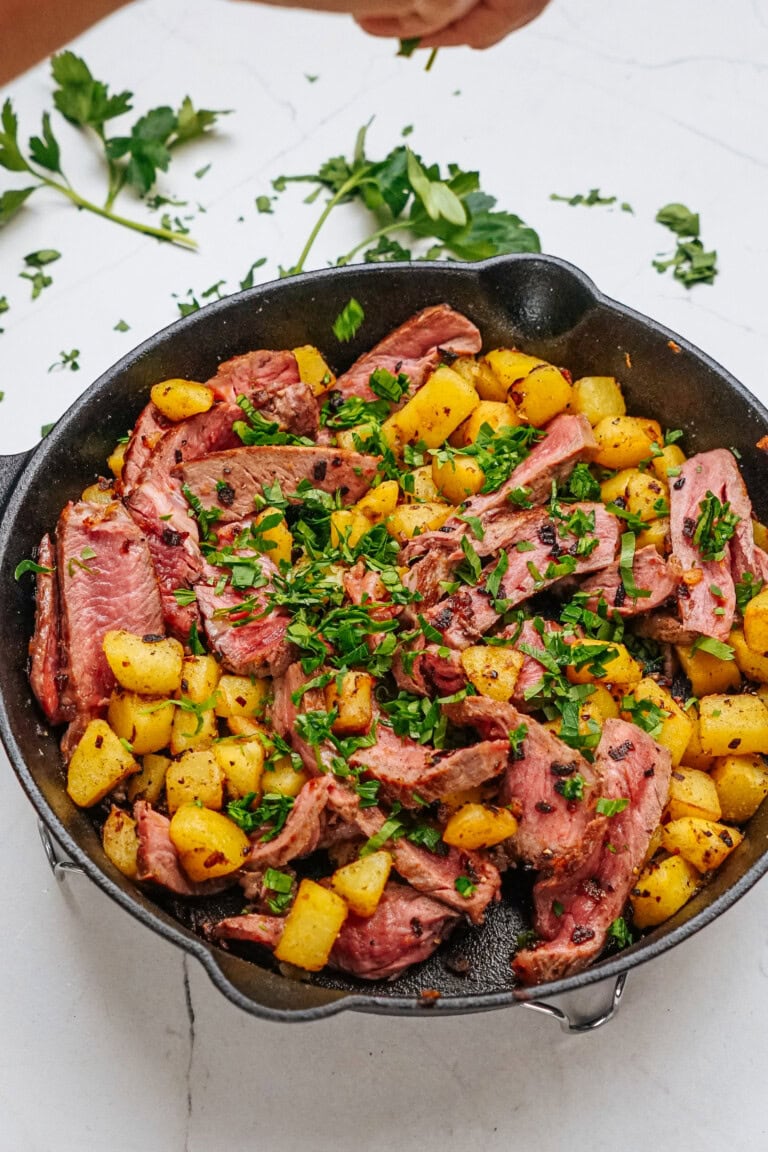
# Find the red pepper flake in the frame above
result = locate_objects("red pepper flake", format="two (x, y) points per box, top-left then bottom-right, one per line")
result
(668, 339), (682, 354)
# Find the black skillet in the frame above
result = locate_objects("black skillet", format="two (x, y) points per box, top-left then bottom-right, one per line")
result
(1, 253), (768, 1025)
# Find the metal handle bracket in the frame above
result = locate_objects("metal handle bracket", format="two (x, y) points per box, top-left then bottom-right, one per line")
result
(38, 820), (85, 880)
(520, 972), (627, 1033)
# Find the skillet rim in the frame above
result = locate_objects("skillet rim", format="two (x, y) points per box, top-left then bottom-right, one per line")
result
(2, 250), (768, 1021)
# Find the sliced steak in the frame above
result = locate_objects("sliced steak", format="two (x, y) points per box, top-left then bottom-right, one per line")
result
(334, 304), (481, 402)
(206, 348), (319, 439)
(713, 448), (768, 586)
(513, 718), (671, 984)
(195, 558), (292, 677)
(176, 445), (379, 523)
(402, 413), (596, 563)
(243, 777), (331, 870)
(424, 585), (502, 649)
(579, 546), (679, 616)
(134, 802), (234, 897)
(504, 617), (562, 710)
(445, 697), (604, 871)
(210, 913), (285, 950)
(325, 783), (501, 924)
(57, 500), (164, 750)
(29, 533), (68, 725)
(350, 722), (509, 808)
(126, 403), (243, 638)
(669, 450), (738, 639)
(329, 882), (460, 980)
(270, 663), (338, 775)
(119, 403), (170, 497)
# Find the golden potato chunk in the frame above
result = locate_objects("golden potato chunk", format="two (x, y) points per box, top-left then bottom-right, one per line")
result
(331, 851), (392, 917)
(179, 654), (220, 703)
(150, 378), (214, 422)
(254, 507), (293, 567)
(214, 675), (271, 719)
(592, 416), (662, 469)
(335, 423), (375, 452)
(274, 879), (348, 971)
(681, 712), (714, 771)
(325, 671), (374, 737)
(404, 464), (442, 503)
(631, 855), (699, 928)
(431, 455), (486, 503)
(744, 589), (768, 655)
(442, 803), (518, 850)
(107, 441), (127, 479)
(127, 753), (169, 806)
(628, 678), (693, 767)
(213, 737), (265, 800)
(636, 516), (670, 556)
(262, 757), (309, 798)
(482, 348), (544, 393)
(698, 694), (768, 757)
(107, 690), (174, 756)
(509, 363), (572, 428)
(103, 631), (184, 696)
(457, 400), (519, 445)
(460, 646), (524, 702)
(169, 804), (250, 881)
(730, 629), (768, 684)
(452, 356), (505, 402)
(570, 376), (626, 426)
(567, 640), (641, 688)
(711, 754), (768, 822)
(675, 644), (740, 696)
(354, 480), (400, 525)
(386, 502), (453, 542)
(67, 719), (139, 808)
(650, 443), (686, 484)
(330, 508), (371, 549)
(170, 704), (217, 756)
(81, 483), (116, 506)
(292, 345), (335, 395)
(661, 817), (743, 873)
(102, 806), (140, 879)
(667, 766), (722, 822)
(382, 365), (479, 452)
(165, 749), (225, 814)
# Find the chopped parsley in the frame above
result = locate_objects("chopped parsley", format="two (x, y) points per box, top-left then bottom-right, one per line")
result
(690, 635), (735, 662)
(454, 876), (477, 899)
(332, 298), (365, 342)
(693, 491), (740, 561)
(595, 797), (630, 817)
(227, 791), (295, 840)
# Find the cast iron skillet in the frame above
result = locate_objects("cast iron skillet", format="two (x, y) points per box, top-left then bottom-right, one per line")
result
(1, 253), (768, 1024)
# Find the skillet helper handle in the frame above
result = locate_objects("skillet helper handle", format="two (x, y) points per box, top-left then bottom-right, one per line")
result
(0, 451), (33, 514)
(520, 972), (627, 1033)
(38, 820), (85, 880)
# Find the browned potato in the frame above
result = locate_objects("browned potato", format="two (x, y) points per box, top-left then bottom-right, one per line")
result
(274, 879), (348, 971)
(67, 719), (139, 808)
(102, 806), (140, 879)
(165, 750), (225, 814)
(107, 690), (174, 756)
(442, 804), (518, 850)
(631, 855), (700, 928)
(169, 804), (250, 881)
(331, 851), (392, 917)
(103, 631), (184, 696)
(325, 671), (374, 736)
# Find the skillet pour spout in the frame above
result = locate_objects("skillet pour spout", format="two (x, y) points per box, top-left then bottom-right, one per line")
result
(1, 253), (768, 1022)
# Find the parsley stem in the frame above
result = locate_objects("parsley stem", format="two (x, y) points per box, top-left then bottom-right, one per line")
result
(337, 221), (408, 267)
(290, 168), (373, 275)
(37, 174), (198, 249)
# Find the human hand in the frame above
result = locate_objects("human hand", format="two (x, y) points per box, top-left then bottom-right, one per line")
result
(357, 0), (551, 48)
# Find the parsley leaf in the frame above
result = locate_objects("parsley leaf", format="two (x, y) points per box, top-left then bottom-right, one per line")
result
(654, 203), (718, 287)
(333, 298), (365, 342)
(693, 491), (740, 561)
(455, 876), (477, 899)
(596, 797), (630, 817)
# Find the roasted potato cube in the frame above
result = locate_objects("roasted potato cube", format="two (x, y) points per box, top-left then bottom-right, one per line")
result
(165, 749), (224, 814)
(753, 520), (768, 552)
(627, 678), (693, 767)
(67, 719), (139, 808)
(661, 817), (743, 873)
(262, 756), (309, 798)
(630, 855), (700, 928)
(180, 654), (220, 704)
(227, 715), (265, 738)
(570, 376), (626, 426)
(729, 629), (768, 684)
(254, 507), (293, 567)
(482, 348), (544, 393)
(650, 443), (686, 484)
(667, 766), (722, 822)
(698, 694), (768, 756)
(274, 878), (348, 971)
(335, 423), (375, 452)
(169, 804), (250, 881)
(150, 378), (214, 422)
(592, 416), (662, 469)
(456, 354), (513, 403)
(644, 823), (664, 865)
(330, 851), (392, 917)
(404, 465), (442, 503)
(107, 690), (174, 756)
(325, 671), (374, 736)
(675, 643), (741, 696)
(431, 455), (486, 503)
(330, 508), (371, 549)
(214, 674), (271, 719)
(711, 754), (768, 822)
(386, 502), (453, 542)
(292, 345), (335, 395)
(81, 483), (116, 506)
(460, 645), (524, 702)
(509, 363), (573, 428)
(107, 441), (127, 479)
(439, 785), (490, 810)
(382, 365), (479, 452)
(442, 803), (518, 850)
(744, 589), (768, 654)
(102, 806), (140, 879)
(170, 705), (217, 756)
(456, 400), (519, 445)
(600, 468), (641, 506)
(601, 469), (666, 521)
(213, 737), (265, 800)
(567, 640), (641, 687)
(636, 516), (670, 556)
(681, 712), (714, 771)
(127, 753), (169, 806)
(355, 480), (399, 524)
(103, 631), (184, 696)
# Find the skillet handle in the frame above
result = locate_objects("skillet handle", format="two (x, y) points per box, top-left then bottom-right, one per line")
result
(520, 972), (627, 1033)
(0, 451), (32, 514)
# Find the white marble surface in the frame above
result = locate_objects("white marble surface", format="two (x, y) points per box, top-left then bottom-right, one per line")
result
(2, 1), (768, 1148)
